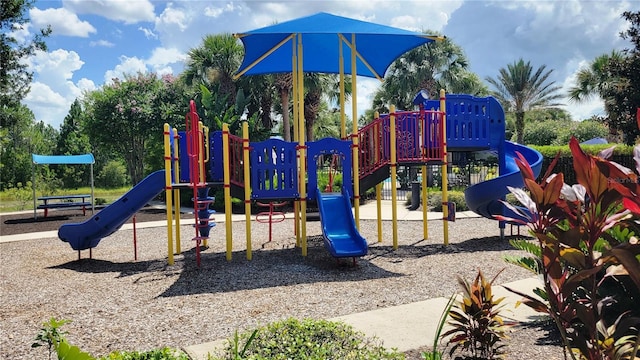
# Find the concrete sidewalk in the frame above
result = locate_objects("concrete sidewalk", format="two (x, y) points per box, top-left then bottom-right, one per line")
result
(182, 277), (545, 359)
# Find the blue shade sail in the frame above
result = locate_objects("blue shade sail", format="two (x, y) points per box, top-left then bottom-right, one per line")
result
(235, 12), (437, 78)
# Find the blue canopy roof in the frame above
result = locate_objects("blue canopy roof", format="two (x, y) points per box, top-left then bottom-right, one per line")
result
(234, 12), (438, 79)
(32, 154), (95, 165)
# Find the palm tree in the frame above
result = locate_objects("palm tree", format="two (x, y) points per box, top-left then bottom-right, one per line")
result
(485, 58), (563, 144)
(182, 33), (244, 108)
(274, 73), (293, 141)
(303, 73), (351, 141)
(568, 51), (624, 103)
(373, 32), (486, 111)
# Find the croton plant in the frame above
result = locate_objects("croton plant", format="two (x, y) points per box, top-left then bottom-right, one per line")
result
(498, 137), (640, 360)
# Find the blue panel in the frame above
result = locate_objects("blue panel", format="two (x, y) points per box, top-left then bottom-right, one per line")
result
(178, 131), (190, 183)
(209, 131), (224, 182)
(250, 138), (299, 200)
(306, 138), (353, 201)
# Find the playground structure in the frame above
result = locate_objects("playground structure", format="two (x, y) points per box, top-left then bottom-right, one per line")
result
(56, 91), (542, 266)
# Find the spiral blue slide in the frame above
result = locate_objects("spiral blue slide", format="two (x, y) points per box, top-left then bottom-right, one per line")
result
(58, 170), (166, 251)
(315, 188), (368, 258)
(464, 141), (543, 223)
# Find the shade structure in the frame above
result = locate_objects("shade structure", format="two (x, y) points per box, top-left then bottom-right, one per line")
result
(31, 153), (95, 219)
(234, 12), (438, 79)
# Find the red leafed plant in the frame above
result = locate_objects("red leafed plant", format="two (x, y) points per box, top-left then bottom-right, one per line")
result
(498, 137), (640, 360)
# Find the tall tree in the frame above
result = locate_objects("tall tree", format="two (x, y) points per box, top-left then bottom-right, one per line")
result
(83, 72), (174, 184)
(567, 51), (625, 105)
(605, 11), (640, 144)
(1, 0), (51, 124)
(303, 73), (349, 141)
(373, 33), (486, 112)
(56, 99), (91, 188)
(274, 73), (293, 141)
(485, 58), (563, 144)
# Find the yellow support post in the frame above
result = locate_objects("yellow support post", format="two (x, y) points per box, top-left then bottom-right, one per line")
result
(242, 121), (252, 260)
(163, 124), (174, 265)
(292, 37), (301, 247)
(172, 127), (181, 254)
(390, 105), (398, 249)
(198, 121), (208, 248)
(297, 34), (308, 256)
(339, 36), (346, 140)
(222, 123), (233, 260)
(440, 89), (449, 245)
(351, 33), (360, 229)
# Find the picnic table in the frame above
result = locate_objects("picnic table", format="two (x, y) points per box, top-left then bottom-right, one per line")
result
(37, 194), (92, 217)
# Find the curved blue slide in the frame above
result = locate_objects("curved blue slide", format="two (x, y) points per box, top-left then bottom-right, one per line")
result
(464, 141), (543, 222)
(58, 170), (166, 251)
(315, 188), (368, 258)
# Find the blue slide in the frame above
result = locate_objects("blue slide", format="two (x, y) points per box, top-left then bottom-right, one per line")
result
(58, 170), (166, 251)
(464, 141), (543, 222)
(315, 188), (368, 258)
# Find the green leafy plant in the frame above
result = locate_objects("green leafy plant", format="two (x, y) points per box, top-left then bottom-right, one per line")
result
(422, 293), (456, 360)
(32, 317), (71, 360)
(209, 318), (404, 360)
(100, 347), (190, 359)
(442, 270), (508, 360)
(498, 137), (640, 359)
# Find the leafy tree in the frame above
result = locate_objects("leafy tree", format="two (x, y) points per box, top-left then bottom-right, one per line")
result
(83, 72), (176, 185)
(1, 0), (51, 121)
(567, 50), (625, 105)
(604, 11), (640, 144)
(486, 58), (564, 144)
(55, 99), (91, 188)
(373, 33), (487, 112)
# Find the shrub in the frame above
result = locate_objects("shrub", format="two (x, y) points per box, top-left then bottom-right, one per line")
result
(98, 160), (130, 189)
(210, 318), (404, 360)
(443, 270), (508, 360)
(100, 347), (190, 360)
(498, 137), (640, 359)
(427, 191), (468, 212)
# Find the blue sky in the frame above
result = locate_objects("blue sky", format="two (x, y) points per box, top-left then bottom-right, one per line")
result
(18, 0), (635, 129)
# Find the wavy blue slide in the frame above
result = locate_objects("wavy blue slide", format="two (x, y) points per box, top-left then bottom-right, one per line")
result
(464, 141), (543, 222)
(58, 170), (166, 251)
(315, 188), (368, 258)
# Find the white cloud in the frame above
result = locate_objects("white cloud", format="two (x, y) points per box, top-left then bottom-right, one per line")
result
(156, 4), (189, 32)
(10, 23), (31, 44)
(22, 49), (96, 128)
(147, 47), (186, 69)
(30, 8), (96, 37)
(63, 0), (155, 24)
(204, 3), (239, 18)
(104, 56), (148, 84)
(89, 40), (115, 48)
(138, 27), (157, 39)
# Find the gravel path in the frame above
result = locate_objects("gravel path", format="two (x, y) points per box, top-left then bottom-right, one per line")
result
(0, 215), (563, 359)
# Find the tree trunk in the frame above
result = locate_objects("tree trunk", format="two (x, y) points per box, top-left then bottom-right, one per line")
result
(516, 111), (525, 144)
(281, 90), (291, 141)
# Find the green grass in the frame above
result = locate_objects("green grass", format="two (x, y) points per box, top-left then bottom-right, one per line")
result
(0, 186), (130, 213)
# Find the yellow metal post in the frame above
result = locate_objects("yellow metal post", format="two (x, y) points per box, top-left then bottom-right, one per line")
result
(222, 123), (233, 260)
(297, 34), (308, 256)
(339, 37), (346, 140)
(292, 38), (301, 246)
(198, 121), (208, 248)
(243, 121), (252, 260)
(172, 127), (181, 254)
(440, 89), (449, 245)
(163, 124), (174, 265)
(390, 105), (398, 249)
(350, 34), (360, 229)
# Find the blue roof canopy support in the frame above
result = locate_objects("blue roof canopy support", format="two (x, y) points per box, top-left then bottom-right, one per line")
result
(31, 153), (95, 219)
(234, 12), (439, 79)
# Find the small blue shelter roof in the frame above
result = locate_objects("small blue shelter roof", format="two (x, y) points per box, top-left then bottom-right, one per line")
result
(32, 154), (95, 165)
